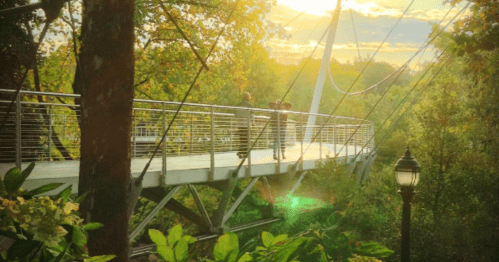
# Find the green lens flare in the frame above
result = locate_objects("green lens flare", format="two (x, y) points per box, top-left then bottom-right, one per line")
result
(275, 194), (325, 225)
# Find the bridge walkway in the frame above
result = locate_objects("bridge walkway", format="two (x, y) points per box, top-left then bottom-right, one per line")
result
(0, 89), (376, 247)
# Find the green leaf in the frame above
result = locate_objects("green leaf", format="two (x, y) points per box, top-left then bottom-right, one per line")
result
(168, 224), (182, 246)
(182, 235), (196, 244)
(82, 222), (104, 231)
(27, 183), (64, 196)
(56, 185), (72, 203)
(274, 238), (307, 262)
(174, 238), (188, 261)
(21, 162), (36, 179)
(261, 231), (274, 248)
(72, 226), (87, 247)
(271, 234), (288, 246)
(7, 240), (40, 261)
(149, 229), (167, 246)
(84, 255), (117, 262)
(3, 167), (24, 193)
(75, 191), (89, 203)
(354, 241), (394, 258)
(227, 249), (239, 262)
(157, 245), (175, 262)
(214, 233), (239, 261)
(50, 242), (71, 262)
(237, 252), (253, 262)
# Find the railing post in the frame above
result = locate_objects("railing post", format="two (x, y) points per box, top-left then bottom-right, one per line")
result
(333, 119), (336, 157)
(354, 122), (358, 156)
(300, 113), (304, 169)
(47, 105), (52, 161)
(266, 118), (269, 149)
(210, 106), (215, 180)
(190, 114), (194, 154)
(319, 117), (323, 162)
(15, 92), (21, 168)
(230, 115), (233, 151)
(62, 114), (66, 140)
(161, 103), (167, 185)
(132, 111), (137, 158)
(246, 109), (252, 177)
(345, 125), (349, 158)
(371, 124), (375, 152)
(276, 112), (281, 174)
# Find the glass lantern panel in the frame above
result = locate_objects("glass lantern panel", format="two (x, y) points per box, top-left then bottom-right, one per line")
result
(395, 170), (419, 187)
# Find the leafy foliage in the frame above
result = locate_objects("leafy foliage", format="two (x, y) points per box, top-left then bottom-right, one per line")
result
(0, 164), (115, 262)
(150, 211), (393, 262)
(149, 224), (196, 262)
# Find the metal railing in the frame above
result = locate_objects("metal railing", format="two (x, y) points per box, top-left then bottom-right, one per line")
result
(0, 89), (375, 170)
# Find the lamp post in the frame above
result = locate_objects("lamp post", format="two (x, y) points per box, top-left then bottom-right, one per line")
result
(394, 147), (420, 262)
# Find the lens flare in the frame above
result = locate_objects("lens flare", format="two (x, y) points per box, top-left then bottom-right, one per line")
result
(275, 194), (326, 225)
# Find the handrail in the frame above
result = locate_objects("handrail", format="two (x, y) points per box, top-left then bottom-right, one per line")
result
(0, 89), (375, 179)
(0, 89), (370, 122)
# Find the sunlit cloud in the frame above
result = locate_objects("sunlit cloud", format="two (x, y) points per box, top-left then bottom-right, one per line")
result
(275, 0), (469, 23)
(266, 38), (431, 66)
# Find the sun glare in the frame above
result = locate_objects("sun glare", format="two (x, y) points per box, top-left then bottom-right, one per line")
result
(277, 0), (338, 16)
(276, 0), (388, 17)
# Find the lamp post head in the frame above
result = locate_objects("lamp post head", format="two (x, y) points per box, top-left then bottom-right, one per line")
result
(395, 147), (421, 189)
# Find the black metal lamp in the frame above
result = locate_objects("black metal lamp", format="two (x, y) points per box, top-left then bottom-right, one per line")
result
(395, 147), (421, 189)
(394, 147), (420, 262)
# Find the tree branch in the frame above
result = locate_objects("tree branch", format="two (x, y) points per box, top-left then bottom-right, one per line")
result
(159, 1), (209, 71)
(27, 22), (74, 161)
(0, 2), (42, 17)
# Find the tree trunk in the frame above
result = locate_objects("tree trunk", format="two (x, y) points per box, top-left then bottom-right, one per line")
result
(78, 0), (135, 260)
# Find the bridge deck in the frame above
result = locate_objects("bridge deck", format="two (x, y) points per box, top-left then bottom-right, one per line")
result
(0, 143), (366, 193)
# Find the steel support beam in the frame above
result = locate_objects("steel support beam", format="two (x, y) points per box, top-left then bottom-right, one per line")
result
(189, 184), (213, 230)
(262, 176), (273, 202)
(304, 0), (342, 142)
(129, 186), (181, 242)
(357, 150), (377, 183)
(141, 188), (207, 228)
(223, 177), (259, 224)
(211, 171), (238, 230)
(288, 171), (308, 197)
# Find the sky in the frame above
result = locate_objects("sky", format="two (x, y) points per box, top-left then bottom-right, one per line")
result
(266, 0), (471, 68)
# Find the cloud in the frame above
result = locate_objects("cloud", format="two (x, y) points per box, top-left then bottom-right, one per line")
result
(266, 38), (430, 66)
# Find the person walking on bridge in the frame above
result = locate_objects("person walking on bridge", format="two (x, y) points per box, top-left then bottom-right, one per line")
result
(235, 92), (254, 158)
(269, 100), (292, 160)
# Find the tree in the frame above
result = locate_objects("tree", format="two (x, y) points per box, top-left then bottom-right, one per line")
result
(77, 0), (135, 260)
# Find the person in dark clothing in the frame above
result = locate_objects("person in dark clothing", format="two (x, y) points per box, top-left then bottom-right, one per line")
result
(269, 100), (292, 160)
(234, 92), (254, 158)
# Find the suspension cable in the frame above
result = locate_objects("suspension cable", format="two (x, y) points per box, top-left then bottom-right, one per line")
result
(135, 0), (241, 185)
(328, 4), (455, 96)
(291, 0), (416, 165)
(0, 19), (54, 134)
(285, 11), (305, 27)
(344, 2), (470, 160)
(375, 58), (451, 154)
(232, 14), (335, 173)
(332, 4), (462, 156)
(351, 47), (449, 163)
(350, 9), (361, 59)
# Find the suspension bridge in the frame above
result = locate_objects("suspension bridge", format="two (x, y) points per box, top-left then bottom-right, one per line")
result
(0, 89), (376, 255)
